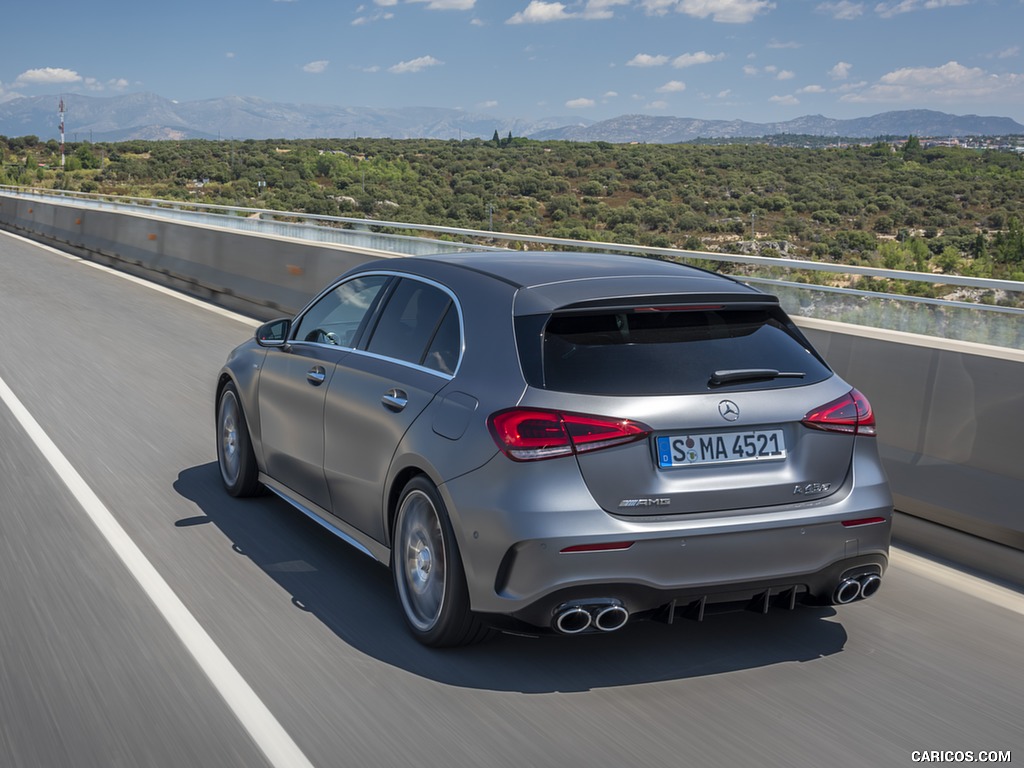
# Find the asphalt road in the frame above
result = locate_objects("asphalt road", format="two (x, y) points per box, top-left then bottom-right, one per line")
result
(0, 230), (1021, 768)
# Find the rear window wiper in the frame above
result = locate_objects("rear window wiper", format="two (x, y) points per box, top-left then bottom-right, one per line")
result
(709, 368), (807, 386)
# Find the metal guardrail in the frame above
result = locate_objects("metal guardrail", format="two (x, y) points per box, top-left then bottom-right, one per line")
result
(3, 185), (1023, 349)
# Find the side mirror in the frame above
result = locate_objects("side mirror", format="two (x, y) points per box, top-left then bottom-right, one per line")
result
(255, 318), (291, 347)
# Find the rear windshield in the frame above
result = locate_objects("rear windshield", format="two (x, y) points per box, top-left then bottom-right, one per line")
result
(517, 305), (832, 396)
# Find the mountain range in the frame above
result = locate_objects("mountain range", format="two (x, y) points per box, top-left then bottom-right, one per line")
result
(2, 92), (1022, 144)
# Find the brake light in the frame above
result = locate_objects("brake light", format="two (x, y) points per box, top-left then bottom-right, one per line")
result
(488, 408), (652, 462)
(802, 389), (877, 436)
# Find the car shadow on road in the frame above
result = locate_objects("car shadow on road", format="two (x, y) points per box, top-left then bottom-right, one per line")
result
(175, 462), (848, 694)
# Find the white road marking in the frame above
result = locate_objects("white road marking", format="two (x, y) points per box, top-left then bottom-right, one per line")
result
(0, 229), (259, 327)
(0, 373), (315, 768)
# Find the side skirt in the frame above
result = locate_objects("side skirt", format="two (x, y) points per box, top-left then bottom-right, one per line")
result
(260, 475), (391, 564)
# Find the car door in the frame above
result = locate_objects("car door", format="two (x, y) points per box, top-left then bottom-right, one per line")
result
(323, 276), (461, 543)
(258, 274), (390, 510)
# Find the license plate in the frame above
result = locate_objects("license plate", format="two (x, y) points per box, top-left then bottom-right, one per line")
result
(657, 429), (786, 468)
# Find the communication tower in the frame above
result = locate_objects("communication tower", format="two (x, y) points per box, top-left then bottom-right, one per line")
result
(59, 97), (66, 168)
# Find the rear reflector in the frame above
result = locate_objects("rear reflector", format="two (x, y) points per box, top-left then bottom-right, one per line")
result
(802, 388), (877, 436)
(561, 541), (635, 553)
(841, 517), (887, 527)
(488, 408), (652, 462)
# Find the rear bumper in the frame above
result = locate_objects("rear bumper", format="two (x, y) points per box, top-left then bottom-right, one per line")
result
(491, 553), (888, 632)
(440, 449), (892, 631)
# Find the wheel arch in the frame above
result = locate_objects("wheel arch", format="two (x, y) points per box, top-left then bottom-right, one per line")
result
(386, 466), (429, 553)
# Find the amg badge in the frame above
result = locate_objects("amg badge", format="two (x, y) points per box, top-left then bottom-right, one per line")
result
(619, 498), (671, 508)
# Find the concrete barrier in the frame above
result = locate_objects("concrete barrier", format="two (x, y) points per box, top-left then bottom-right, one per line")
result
(0, 194), (397, 318)
(3, 194), (1022, 585)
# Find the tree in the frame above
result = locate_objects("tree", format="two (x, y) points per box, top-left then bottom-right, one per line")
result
(901, 135), (924, 162)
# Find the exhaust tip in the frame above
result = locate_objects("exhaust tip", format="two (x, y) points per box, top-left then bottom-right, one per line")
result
(833, 577), (862, 605)
(858, 573), (882, 599)
(555, 606), (592, 634)
(594, 604), (630, 632)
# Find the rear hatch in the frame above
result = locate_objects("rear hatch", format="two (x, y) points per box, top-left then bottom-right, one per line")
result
(512, 293), (865, 516)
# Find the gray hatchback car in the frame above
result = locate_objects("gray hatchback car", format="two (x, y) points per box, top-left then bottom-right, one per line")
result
(216, 251), (892, 646)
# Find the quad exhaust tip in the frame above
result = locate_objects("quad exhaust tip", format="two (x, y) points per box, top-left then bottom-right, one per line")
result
(554, 600), (630, 634)
(833, 573), (883, 605)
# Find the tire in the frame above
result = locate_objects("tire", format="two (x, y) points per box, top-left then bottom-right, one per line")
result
(392, 476), (490, 647)
(216, 381), (262, 498)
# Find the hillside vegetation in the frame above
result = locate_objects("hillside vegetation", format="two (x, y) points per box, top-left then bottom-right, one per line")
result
(3, 134), (1024, 300)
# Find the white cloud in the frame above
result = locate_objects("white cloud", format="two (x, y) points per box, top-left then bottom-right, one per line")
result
(717, 88), (732, 98)
(303, 60), (329, 74)
(817, 1), (864, 19)
(581, 0), (632, 18)
(627, 53), (670, 67)
(743, 65), (759, 76)
(507, 1), (574, 23)
(478, 99), (499, 108)
(353, 10), (394, 24)
(374, 0), (398, 5)
(506, 0), (624, 22)
(566, 97), (596, 108)
(389, 55), (443, 74)
(874, 0), (968, 18)
(841, 60), (1024, 105)
(646, 99), (669, 109)
(830, 61), (853, 80)
(767, 40), (801, 49)
(657, 80), (687, 93)
(836, 80), (868, 92)
(81, 76), (130, 92)
(770, 94), (799, 105)
(603, 90), (619, 98)
(799, 84), (826, 93)
(879, 60), (981, 87)
(672, 51), (726, 68)
(776, 69), (795, 80)
(675, 0), (776, 23)
(636, 0), (677, 13)
(15, 67), (83, 86)
(409, 0), (476, 9)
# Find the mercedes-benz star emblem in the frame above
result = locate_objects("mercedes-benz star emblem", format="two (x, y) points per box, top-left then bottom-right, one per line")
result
(718, 400), (740, 421)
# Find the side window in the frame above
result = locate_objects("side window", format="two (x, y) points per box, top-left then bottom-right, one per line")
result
(423, 305), (460, 374)
(366, 278), (458, 371)
(293, 275), (389, 347)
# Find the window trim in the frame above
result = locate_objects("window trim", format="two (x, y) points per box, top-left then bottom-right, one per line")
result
(290, 271), (465, 380)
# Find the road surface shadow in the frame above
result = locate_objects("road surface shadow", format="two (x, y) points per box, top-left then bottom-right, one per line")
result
(175, 462), (848, 694)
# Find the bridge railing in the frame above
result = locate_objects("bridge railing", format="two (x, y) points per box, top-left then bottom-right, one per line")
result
(4, 185), (1022, 348)
(1, 186), (1022, 584)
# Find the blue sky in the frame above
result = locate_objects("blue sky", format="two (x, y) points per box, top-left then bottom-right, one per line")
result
(3, 0), (1024, 124)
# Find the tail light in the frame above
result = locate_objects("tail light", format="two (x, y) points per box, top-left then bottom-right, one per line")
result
(802, 389), (877, 436)
(488, 408), (652, 462)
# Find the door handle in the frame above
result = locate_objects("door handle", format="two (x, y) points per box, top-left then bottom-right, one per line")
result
(382, 388), (408, 412)
(307, 366), (327, 385)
